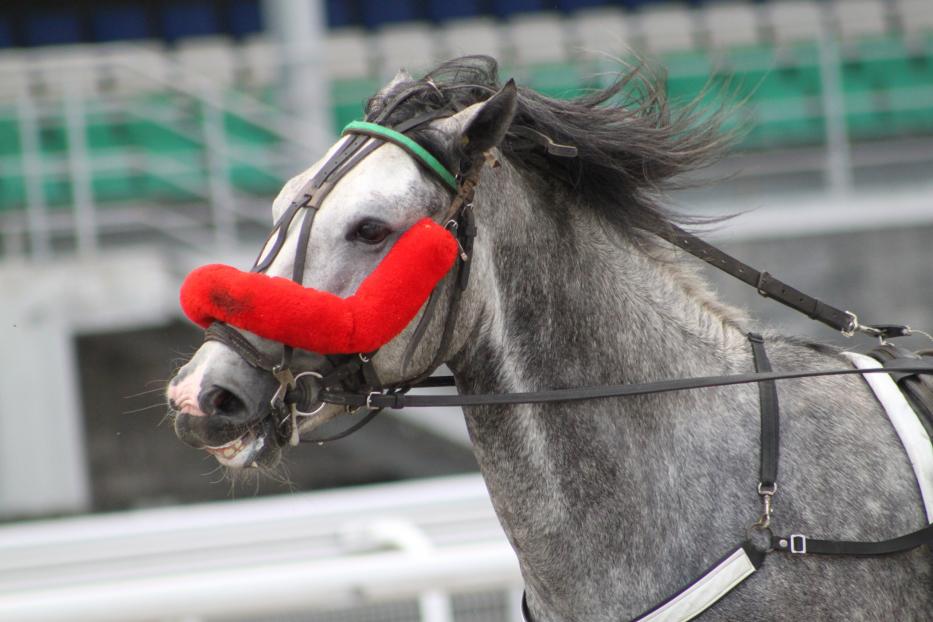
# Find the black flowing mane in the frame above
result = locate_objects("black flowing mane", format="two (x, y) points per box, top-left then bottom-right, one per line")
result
(366, 55), (737, 241)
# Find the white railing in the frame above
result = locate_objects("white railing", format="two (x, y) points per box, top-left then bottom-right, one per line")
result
(0, 474), (524, 622)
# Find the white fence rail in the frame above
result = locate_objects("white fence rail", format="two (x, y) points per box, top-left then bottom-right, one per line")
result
(0, 474), (523, 622)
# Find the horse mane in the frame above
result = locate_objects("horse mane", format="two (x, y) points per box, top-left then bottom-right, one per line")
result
(366, 55), (739, 243)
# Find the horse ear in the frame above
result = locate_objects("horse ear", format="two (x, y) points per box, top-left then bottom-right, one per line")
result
(456, 79), (518, 157)
(376, 69), (414, 97)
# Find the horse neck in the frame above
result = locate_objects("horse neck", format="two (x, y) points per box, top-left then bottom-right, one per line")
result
(451, 164), (750, 398)
(448, 164), (756, 615)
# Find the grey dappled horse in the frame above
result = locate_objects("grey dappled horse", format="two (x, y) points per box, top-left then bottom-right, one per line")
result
(167, 57), (932, 620)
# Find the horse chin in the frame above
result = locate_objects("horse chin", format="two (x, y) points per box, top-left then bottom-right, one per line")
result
(205, 418), (281, 469)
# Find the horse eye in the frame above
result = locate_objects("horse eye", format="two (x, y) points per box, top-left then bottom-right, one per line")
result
(351, 220), (391, 245)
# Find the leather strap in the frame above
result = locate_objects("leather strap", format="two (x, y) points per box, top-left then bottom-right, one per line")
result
(748, 333), (779, 491)
(658, 225), (860, 335)
(204, 322), (276, 372)
(772, 523), (933, 556)
(322, 364), (933, 410)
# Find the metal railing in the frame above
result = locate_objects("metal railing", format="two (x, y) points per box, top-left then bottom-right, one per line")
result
(0, 52), (321, 261)
(0, 474), (524, 622)
(3, 34), (933, 264)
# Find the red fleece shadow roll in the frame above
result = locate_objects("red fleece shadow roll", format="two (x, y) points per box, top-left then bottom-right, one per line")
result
(180, 218), (459, 354)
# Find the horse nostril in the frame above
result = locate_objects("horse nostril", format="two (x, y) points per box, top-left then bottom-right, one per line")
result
(202, 386), (247, 418)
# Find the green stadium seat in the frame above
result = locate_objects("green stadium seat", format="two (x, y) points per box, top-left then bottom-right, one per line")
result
(92, 170), (144, 203)
(0, 113), (20, 158)
(331, 77), (379, 132)
(524, 62), (591, 100)
(229, 162), (281, 194)
(0, 175), (25, 212)
(43, 178), (72, 208)
(224, 113), (279, 147)
(841, 36), (933, 139)
(659, 43), (827, 149)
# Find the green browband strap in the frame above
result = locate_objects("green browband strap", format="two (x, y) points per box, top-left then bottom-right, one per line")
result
(342, 120), (458, 192)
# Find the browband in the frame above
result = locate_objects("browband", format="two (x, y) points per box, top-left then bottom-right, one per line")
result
(342, 120), (458, 191)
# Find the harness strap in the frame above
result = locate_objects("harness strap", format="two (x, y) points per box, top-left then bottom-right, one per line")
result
(521, 544), (766, 622)
(657, 224), (910, 340)
(845, 351), (933, 519)
(204, 322), (276, 372)
(323, 364), (933, 409)
(630, 544), (766, 622)
(748, 333), (780, 493)
(771, 523), (933, 556)
(303, 404), (386, 444)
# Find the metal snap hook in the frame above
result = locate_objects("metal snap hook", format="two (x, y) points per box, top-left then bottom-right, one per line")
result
(270, 365), (296, 413)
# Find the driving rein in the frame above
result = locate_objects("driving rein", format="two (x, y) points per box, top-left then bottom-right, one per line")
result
(197, 101), (933, 620)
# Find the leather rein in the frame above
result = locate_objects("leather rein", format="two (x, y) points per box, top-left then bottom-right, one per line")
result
(200, 98), (933, 443)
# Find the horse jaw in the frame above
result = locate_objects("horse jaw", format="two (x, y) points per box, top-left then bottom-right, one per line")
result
(205, 430), (267, 468)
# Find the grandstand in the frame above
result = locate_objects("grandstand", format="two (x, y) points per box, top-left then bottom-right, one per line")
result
(0, 2), (932, 620)
(0, 0), (932, 255)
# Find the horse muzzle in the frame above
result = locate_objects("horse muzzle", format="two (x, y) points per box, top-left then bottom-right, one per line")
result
(167, 351), (286, 468)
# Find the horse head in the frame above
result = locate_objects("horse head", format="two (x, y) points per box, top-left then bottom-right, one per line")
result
(166, 69), (517, 469)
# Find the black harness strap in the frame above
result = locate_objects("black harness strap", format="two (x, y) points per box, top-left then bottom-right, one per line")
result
(204, 322), (276, 372)
(772, 524), (933, 556)
(658, 224), (852, 332)
(323, 363), (933, 409)
(657, 225), (910, 341)
(748, 333), (779, 494)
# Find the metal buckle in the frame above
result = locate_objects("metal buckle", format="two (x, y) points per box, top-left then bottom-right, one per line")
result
(365, 391), (381, 410)
(789, 534), (807, 554)
(842, 311), (871, 339)
(756, 272), (771, 297)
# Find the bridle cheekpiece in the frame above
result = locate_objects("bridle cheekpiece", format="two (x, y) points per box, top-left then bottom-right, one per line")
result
(180, 111), (484, 445)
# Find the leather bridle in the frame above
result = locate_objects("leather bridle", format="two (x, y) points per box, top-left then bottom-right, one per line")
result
(203, 90), (482, 445)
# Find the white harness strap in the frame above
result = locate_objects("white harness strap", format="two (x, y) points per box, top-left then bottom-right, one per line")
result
(635, 547), (759, 622)
(633, 352), (933, 622)
(843, 352), (933, 521)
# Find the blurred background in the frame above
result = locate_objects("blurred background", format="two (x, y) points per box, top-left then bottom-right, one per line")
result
(0, 0), (930, 620)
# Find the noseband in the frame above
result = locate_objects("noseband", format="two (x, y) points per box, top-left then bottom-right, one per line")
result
(190, 95), (483, 445)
